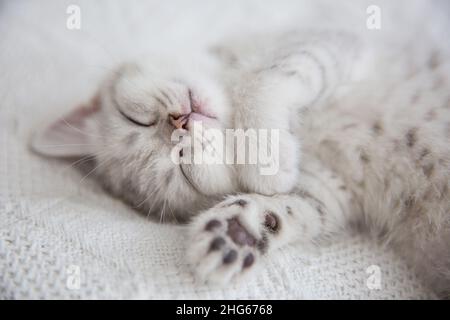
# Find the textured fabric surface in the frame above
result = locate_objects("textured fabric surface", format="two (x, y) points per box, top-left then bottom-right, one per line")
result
(0, 0), (441, 299)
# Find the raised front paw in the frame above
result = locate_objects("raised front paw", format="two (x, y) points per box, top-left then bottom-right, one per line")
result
(186, 196), (280, 285)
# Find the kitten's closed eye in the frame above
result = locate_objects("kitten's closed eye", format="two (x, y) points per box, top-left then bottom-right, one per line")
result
(118, 108), (158, 127)
(112, 76), (160, 127)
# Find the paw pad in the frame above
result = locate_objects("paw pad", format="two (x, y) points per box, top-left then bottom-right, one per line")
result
(227, 217), (257, 246)
(209, 237), (225, 251)
(205, 219), (221, 231)
(223, 250), (238, 264)
(189, 199), (275, 284)
(232, 199), (247, 207)
(264, 211), (279, 233)
(243, 253), (255, 268)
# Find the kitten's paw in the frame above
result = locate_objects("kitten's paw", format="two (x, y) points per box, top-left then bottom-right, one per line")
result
(186, 196), (279, 285)
(257, 52), (327, 108)
(237, 129), (300, 195)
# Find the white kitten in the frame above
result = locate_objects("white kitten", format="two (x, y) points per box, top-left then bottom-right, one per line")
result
(31, 30), (450, 297)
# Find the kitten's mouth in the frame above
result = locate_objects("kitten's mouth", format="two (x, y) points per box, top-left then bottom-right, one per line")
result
(170, 90), (217, 130)
(188, 89), (217, 120)
(172, 89), (219, 195)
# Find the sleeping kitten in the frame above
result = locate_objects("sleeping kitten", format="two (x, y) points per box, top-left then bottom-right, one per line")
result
(31, 30), (450, 297)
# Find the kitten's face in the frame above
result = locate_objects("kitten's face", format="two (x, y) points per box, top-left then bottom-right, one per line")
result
(32, 57), (237, 221)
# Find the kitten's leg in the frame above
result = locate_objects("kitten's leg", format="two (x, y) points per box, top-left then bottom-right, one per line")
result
(186, 164), (353, 285)
(233, 32), (362, 195)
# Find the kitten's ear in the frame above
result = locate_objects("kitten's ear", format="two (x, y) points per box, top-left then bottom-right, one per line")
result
(30, 95), (101, 158)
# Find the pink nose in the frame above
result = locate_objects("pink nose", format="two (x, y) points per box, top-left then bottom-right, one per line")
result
(169, 113), (189, 129)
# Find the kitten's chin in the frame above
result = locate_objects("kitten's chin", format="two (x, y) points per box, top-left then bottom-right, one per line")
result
(183, 163), (236, 197)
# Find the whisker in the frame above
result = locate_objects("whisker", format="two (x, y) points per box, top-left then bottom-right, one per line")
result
(67, 154), (97, 169)
(60, 148), (111, 176)
(134, 180), (159, 209)
(35, 143), (101, 147)
(166, 200), (178, 224)
(78, 157), (111, 184)
(61, 118), (104, 139)
(160, 200), (167, 224)
(146, 183), (164, 220)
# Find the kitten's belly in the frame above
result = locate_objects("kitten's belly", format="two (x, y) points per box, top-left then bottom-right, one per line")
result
(300, 94), (450, 238)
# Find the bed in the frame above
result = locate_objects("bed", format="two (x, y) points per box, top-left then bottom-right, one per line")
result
(0, 0), (438, 299)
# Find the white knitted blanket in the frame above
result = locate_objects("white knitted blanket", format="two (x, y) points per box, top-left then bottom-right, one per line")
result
(0, 0), (442, 299)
